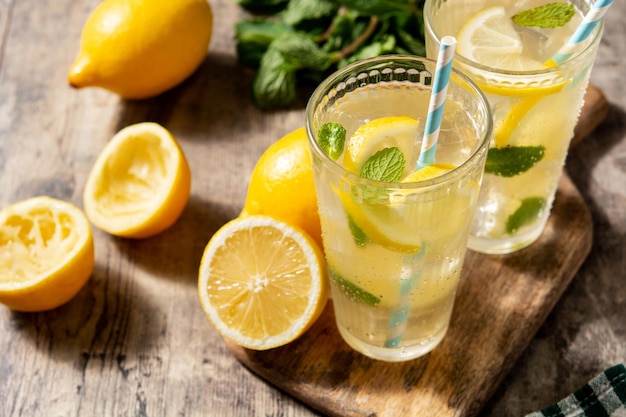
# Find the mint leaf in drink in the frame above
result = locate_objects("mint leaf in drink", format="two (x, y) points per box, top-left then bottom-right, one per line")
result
(512, 3), (575, 29)
(318, 123), (346, 161)
(329, 268), (381, 306)
(347, 213), (370, 247)
(360, 147), (405, 182)
(485, 146), (545, 177)
(506, 197), (546, 234)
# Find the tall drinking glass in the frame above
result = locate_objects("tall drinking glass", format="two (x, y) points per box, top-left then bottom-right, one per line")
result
(305, 55), (492, 362)
(424, 0), (604, 254)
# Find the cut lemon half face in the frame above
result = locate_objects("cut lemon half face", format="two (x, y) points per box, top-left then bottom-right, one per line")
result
(345, 116), (420, 176)
(457, 6), (543, 72)
(198, 215), (328, 350)
(83, 122), (191, 238)
(0, 196), (94, 312)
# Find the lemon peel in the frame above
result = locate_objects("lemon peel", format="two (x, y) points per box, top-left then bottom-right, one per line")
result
(241, 127), (322, 249)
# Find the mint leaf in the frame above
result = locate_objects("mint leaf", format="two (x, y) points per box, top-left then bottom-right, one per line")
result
(252, 31), (338, 109)
(485, 146), (545, 177)
(318, 123), (346, 160)
(506, 197), (546, 234)
(338, 0), (417, 16)
(272, 32), (335, 72)
(347, 213), (370, 247)
(235, 20), (293, 67)
(360, 147), (405, 182)
(280, 0), (338, 26)
(329, 268), (380, 306)
(512, 3), (575, 28)
(340, 34), (397, 67)
(252, 48), (297, 109)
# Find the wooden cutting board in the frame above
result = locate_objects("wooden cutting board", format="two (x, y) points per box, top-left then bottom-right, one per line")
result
(225, 85), (607, 417)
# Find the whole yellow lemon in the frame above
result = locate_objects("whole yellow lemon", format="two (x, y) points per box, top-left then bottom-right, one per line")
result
(241, 128), (323, 249)
(68, 0), (213, 99)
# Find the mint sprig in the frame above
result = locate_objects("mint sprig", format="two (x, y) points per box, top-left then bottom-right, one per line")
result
(512, 3), (575, 29)
(485, 146), (545, 177)
(506, 197), (546, 234)
(360, 147), (405, 182)
(234, 0), (426, 109)
(318, 122), (346, 160)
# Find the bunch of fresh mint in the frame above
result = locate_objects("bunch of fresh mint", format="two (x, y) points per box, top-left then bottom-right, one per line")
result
(234, 0), (426, 110)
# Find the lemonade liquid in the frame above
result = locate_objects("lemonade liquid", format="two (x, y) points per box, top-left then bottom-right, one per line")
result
(306, 56), (491, 361)
(425, 0), (604, 254)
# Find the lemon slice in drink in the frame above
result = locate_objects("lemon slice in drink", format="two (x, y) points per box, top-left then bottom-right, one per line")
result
(338, 164), (455, 253)
(457, 7), (568, 147)
(401, 163), (455, 183)
(345, 116), (420, 176)
(339, 191), (423, 253)
(457, 6), (543, 71)
(198, 215), (328, 350)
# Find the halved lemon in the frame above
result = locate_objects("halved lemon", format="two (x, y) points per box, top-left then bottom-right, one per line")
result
(0, 196), (94, 312)
(457, 6), (543, 72)
(198, 215), (329, 350)
(83, 122), (191, 238)
(345, 116), (420, 176)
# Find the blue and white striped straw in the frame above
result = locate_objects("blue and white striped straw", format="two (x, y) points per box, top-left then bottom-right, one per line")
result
(548, 0), (613, 66)
(416, 36), (457, 170)
(384, 247), (424, 348)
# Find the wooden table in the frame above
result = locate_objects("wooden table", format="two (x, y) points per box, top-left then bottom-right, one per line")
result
(1, 1), (624, 416)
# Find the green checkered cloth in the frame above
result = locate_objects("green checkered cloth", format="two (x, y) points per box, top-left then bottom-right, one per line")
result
(525, 364), (626, 417)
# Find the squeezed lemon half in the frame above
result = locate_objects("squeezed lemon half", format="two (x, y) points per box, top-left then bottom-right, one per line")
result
(0, 196), (94, 312)
(83, 122), (191, 238)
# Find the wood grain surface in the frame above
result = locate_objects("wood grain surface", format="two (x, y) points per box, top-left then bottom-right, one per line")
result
(1, 1), (624, 416)
(226, 173), (593, 417)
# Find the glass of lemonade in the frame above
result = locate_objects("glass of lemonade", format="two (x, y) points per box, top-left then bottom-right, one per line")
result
(424, 0), (605, 254)
(305, 55), (492, 362)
